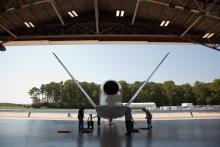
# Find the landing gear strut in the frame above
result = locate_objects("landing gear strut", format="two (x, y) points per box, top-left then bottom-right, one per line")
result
(108, 118), (114, 126)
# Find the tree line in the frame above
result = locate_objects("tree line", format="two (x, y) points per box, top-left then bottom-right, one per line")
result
(28, 79), (220, 108)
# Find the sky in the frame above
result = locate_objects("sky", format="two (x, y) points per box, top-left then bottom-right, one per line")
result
(0, 44), (220, 104)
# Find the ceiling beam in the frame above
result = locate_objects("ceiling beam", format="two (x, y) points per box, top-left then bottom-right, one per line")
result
(94, 0), (99, 34)
(182, 13), (196, 27)
(181, 15), (203, 37)
(206, 0), (218, 11)
(3, 34), (183, 40)
(176, 0), (184, 6)
(0, 15), (15, 28)
(4, 0), (52, 12)
(146, 4), (152, 18)
(205, 21), (220, 33)
(184, 36), (220, 52)
(50, 0), (65, 26)
(141, 0), (220, 21)
(192, 0), (202, 12)
(181, 0), (219, 37)
(159, 7), (166, 20)
(0, 23), (17, 38)
(1, 34), (218, 44)
(131, 0), (141, 25)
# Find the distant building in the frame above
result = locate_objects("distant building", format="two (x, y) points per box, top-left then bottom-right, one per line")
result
(160, 106), (170, 110)
(123, 102), (156, 110)
(181, 103), (193, 107)
(160, 106), (178, 110)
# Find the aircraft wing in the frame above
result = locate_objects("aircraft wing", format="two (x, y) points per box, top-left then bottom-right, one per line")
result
(52, 52), (96, 108)
(127, 52), (170, 105)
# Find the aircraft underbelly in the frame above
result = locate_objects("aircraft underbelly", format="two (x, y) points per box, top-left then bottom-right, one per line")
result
(95, 105), (128, 119)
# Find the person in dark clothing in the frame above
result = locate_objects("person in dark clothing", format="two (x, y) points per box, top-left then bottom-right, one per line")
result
(78, 107), (85, 131)
(142, 108), (152, 129)
(124, 107), (134, 136)
(87, 114), (94, 129)
(97, 116), (101, 126)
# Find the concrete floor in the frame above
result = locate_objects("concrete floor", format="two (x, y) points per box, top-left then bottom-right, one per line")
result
(0, 119), (220, 147)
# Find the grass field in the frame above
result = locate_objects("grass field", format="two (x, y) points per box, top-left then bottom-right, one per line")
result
(0, 106), (26, 109)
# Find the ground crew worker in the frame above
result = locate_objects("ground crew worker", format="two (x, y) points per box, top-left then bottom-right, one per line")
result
(87, 114), (94, 129)
(78, 107), (85, 131)
(97, 116), (101, 126)
(124, 107), (134, 136)
(142, 108), (153, 129)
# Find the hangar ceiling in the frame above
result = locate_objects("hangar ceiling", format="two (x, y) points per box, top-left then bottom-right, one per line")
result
(0, 0), (220, 50)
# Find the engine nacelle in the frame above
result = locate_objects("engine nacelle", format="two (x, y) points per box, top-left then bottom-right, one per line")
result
(103, 80), (119, 95)
(100, 80), (122, 106)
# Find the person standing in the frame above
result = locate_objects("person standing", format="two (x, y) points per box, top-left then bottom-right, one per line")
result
(78, 107), (85, 131)
(97, 116), (101, 126)
(124, 107), (134, 136)
(142, 108), (152, 129)
(87, 114), (94, 129)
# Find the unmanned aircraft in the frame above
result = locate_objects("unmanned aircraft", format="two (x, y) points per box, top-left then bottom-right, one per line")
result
(53, 52), (169, 123)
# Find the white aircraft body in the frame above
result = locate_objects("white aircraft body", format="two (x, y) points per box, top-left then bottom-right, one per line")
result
(53, 52), (169, 122)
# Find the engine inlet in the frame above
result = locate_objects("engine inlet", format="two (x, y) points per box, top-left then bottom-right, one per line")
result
(103, 80), (119, 95)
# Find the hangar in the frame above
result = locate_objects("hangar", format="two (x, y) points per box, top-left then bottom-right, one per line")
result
(0, 0), (219, 51)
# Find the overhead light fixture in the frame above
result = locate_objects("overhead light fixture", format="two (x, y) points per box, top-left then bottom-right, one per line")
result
(164, 21), (170, 27)
(160, 21), (165, 26)
(120, 11), (124, 17)
(207, 33), (215, 38)
(116, 10), (120, 17)
(203, 33), (215, 38)
(67, 10), (78, 18)
(68, 12), (74, 18)
(160, 20), (170, 27)
(24, 22), (30, 28)
(203, 33), (210, 38)
(24, 22), (35, 28)
(116, 10), (125, 17)
(72, 11), (78, 17)
(29, 22), (35, 28)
